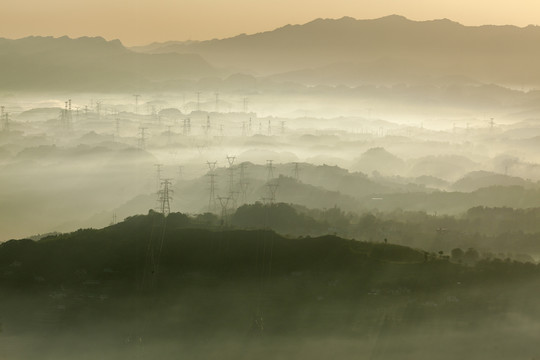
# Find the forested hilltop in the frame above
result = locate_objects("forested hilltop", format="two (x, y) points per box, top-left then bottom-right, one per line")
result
(1, 210), (540, 359)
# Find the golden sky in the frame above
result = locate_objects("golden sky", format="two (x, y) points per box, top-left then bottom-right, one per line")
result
(1, 0), (540, 46)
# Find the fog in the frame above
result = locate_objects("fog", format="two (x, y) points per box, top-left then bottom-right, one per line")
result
(2, 89), (540, 241)
(3, 14), (540, 360)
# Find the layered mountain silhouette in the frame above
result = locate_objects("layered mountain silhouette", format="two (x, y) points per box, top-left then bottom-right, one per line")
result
(133, 15), (540, 86)
(0, 36), (217, 91)
(4, 16), (540, 91)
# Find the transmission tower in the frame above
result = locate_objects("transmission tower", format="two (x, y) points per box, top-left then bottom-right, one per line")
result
(207, 173), (218, 213)
(0, 107), (4, 131)
(267, 120), (271, 135)
(207, 160), (217, 172)
(225, 155), (237, 207)
(266, 182), (279, 203)
(2, 107), (10, 132)
(205, 115), (211, 136)
(292, 162), (300, 181)
(217, 196), (230, 225)
(133, 94), (140, 114)
(266, 160), (275, 182)
(239, 162), (247, 181)
(215, 92), (220, 112)
(243, 97), (249, 113)
(2, 112), (10, 132)
(489, 118), (495, 130)
(206, 161), (218, 212)
(95, 100), (102, 119)
(183, 118), (191, 135)
(138, 127), (148, 149)
(239, 162), (249, 204)
(264, 160), (278, 204)
(60, 99), (73, 131)
(230, 191), (240, 210)
(156, 179), (173, 216)
(226, 155), (236, 189)
(115, 117), (120, 138)
(281, 121), (286, 135)
(68, 99), (73, 128)
(240, 181), (249, 204)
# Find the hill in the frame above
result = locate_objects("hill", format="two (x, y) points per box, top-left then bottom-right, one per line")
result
(1, 211), (540, 359)
(0, 36), (217, 91)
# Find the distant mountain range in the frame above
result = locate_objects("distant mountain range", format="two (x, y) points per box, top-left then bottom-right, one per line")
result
(132, 15), (540, 86)
(0, 36), (217, 91)
(4, 16), (540, 91)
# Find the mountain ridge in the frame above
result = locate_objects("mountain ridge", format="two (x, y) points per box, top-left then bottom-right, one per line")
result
(0, 35), (218, 91)
(4, 15), (540, 91)
(129, 15), (540, 84)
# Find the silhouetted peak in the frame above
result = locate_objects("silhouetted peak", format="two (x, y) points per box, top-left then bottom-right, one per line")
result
(376, 14), (410, 22)
(362, 147), (398, 158)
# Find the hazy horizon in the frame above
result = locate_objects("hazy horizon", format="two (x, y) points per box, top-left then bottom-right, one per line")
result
(2, 1), (540, 46)
(4, 14), (540, 47)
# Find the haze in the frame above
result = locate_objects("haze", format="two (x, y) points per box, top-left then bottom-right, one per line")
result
(3, 7), (540, 360)
(1, 0), (540, 45)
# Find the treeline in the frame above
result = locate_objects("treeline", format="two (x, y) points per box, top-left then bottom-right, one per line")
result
(229, 203), (540, 260)
(115, 204), (540, 260)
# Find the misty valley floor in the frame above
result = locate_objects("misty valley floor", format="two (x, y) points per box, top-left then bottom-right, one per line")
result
(1, 216), (540, 359)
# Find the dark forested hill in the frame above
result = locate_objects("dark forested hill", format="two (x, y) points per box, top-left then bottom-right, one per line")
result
(1, 211), (540, 360)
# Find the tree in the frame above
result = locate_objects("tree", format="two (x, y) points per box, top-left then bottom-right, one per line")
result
(451, 248), (464, 262)
(463, 248), (479, 265)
